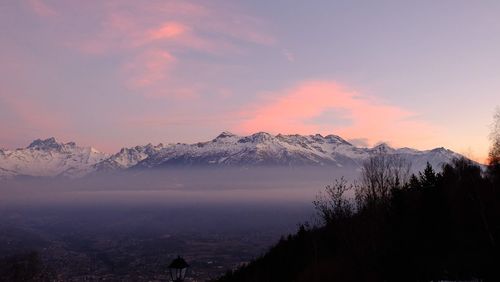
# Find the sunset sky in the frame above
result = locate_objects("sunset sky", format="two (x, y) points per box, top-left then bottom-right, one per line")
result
(1, 0), (499, 162)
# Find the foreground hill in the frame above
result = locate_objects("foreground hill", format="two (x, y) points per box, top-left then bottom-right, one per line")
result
(0, 132), (462, 179)
(215, 159), (500, 282)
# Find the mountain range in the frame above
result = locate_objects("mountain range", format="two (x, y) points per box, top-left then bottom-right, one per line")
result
(0, 132), (463, 179)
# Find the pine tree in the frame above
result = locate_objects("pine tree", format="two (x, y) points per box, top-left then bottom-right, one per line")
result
(408, 174), (421, 189)
(419, 162), (437, 188)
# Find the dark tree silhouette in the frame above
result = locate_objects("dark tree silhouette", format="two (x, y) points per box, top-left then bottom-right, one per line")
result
(488, 107), (500, 183)
(408, 173), (421, 189)
(419, 162), (437, 188)
(356, 153), (411, 207)
(313, 177), (353, 225)
(215, 155), (500, 282)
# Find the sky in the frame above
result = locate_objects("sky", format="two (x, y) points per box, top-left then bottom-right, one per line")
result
(1, 0), (499, 163)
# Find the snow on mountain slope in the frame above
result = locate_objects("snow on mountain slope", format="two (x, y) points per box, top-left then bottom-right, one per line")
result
(133, 132), (460, 172)
(93, 143), (166, 171)
(135, 132), (351, 168)
(0, 138), (109, 178)
(0, 133), (467, 179)
(399, 147), (462, 171)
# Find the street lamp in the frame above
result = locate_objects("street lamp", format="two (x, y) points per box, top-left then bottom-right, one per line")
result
(168, 256), (189, 282)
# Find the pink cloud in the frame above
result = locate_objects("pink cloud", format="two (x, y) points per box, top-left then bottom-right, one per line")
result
(145, 21), (233, 54)
(123, 49), (176, 88)
(66, 1), (275, 98)
(26, 0), (57, 18)
(142, 1), (274, 45)
(148, 22), (188, 40)
(233, 81), (440, 149)
(74, 12), (143, 54)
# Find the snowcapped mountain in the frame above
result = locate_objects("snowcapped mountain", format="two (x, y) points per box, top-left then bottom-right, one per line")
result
(0, 133), (465, 179)
(135, 132), (365, 168)
(0, 137), (109, 179)
(93, 143), (166, 171)
(133, 132), (461, 170)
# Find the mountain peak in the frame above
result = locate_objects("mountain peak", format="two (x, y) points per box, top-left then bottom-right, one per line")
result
(28, 137), (63, 150)
(215, 131), (237, 139)
(323, 134), (351, 145)
(371, 143), (395, 153)
(256, 132), (272, 136)
(212, 132), (239, 144)
(430, 147), (450, 153)
(235, 132), (273, 144)
(1, 133), (465, 179)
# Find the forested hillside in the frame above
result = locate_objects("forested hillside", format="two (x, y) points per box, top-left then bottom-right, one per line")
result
(216, 132), (500, 282)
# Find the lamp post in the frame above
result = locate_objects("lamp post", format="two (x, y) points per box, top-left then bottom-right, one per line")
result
(168, 256), (189, 282)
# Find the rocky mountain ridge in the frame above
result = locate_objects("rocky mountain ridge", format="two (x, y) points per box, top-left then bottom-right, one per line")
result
(0, 132), (463, 179)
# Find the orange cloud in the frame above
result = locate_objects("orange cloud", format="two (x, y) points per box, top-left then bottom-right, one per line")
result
(234, 81), (440, 149)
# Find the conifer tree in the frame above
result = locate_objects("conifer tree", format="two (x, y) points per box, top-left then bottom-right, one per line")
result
(408, 174), (421, 189)
(419, 162), (437, 188)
